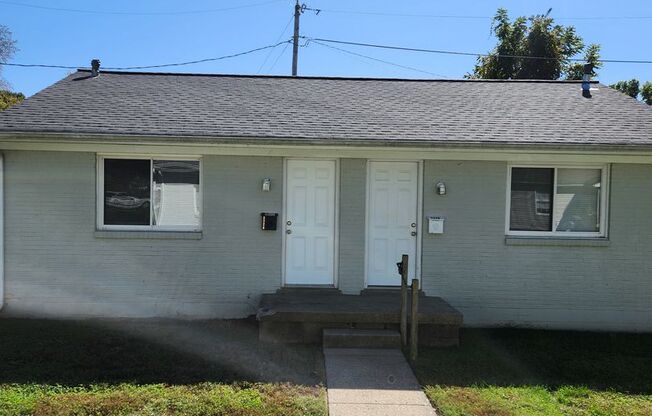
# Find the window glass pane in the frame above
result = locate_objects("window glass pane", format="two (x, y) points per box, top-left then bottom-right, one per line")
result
(510, 168), (554, 231)
(554, 168), (601, 233)
(152, 160), (200, 228)
(104, 159), (151, 225)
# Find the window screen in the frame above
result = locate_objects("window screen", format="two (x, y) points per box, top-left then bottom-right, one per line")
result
(554, 168), (601, 233)
(152, 160), (200, 228)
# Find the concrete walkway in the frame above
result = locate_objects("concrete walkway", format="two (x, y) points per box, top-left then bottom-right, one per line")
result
(324, 348), (437, 416)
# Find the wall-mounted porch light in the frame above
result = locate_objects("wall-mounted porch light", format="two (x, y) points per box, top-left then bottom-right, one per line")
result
(262, 178), (272, 192)
(435, 181), (446, 196)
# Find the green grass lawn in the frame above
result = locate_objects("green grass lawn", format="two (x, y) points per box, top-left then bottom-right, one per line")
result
(414, 329), (652, 416)
(4, 319), (652, 415)
(0, 383), (325, 416)
(0, 319), (326, 416)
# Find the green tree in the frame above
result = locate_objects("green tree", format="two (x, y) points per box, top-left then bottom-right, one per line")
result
(611, 79), (640, 98)
(642, 82), (652, 105)
(0, 25), (17, 89)
(469, 8), (601, 80)
(610, 79), (652, 105)
(0, 89), (24, 110)
(566, 44), (601, 80)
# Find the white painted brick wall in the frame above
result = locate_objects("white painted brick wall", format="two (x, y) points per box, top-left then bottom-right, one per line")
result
(422, 160), (652, 331)
(2, 151), (651, 330)
(338, 158), (366, 294)
(2, 151), (283, 318)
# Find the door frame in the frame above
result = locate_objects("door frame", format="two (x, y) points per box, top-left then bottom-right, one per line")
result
(364, 159), (423, 288)
(281, 157), (340, 287)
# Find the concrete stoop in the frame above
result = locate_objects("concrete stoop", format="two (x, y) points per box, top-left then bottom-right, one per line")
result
(323, 328), (401, 349)
(257, 289), (462, 346)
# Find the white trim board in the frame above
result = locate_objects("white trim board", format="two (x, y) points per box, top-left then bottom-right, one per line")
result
(3, 139), (652, 164)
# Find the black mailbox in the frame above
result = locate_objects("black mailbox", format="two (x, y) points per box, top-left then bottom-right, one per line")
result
(260, 213), (278, 230)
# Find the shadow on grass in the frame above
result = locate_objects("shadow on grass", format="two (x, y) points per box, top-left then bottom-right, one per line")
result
(0, 318), (323, 386)
(414, 328), (652, 394)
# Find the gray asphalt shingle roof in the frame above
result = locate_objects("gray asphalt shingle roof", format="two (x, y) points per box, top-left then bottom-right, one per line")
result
(0, 70), (650, 148)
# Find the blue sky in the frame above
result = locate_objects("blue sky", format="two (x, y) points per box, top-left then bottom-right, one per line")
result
(2, 0), (652, 96)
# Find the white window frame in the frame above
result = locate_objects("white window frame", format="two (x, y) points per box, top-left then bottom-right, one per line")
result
(505, 163), (609, 238)
(97, 154), (203, 232)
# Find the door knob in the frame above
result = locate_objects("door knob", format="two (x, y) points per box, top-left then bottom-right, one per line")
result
(411, 223), (416, 228)
(286, 220), (292, 226)
(286, 229), (292, 234)
(411, 231), (417, 236)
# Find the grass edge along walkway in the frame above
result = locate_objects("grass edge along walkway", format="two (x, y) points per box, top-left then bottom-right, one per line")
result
(0, 382), (327, 416)
(423, 384), (652, 416)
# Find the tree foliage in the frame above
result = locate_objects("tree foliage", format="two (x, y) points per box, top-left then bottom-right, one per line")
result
(642, 82), (652, 105)
(469, 8), (601, 80)
(0, 90), (24, 111)
(566, 44), (601, 80)
(0, 25), (17, 89)
(610, 79), (652, 105)
(611, 79), (640, 98)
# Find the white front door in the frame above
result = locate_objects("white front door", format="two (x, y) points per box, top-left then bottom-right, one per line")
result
(284, 160), (336, 285)
(366, 161), (419, 286)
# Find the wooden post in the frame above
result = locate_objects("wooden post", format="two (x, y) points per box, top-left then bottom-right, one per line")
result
(399, 254), (409, 348)
(291, 1), (301, 76)
(409, 278), (419, 363)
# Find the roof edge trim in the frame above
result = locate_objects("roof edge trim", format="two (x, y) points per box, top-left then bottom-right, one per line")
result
(0, 131), (648, 152)
(74, 69), (598, 83)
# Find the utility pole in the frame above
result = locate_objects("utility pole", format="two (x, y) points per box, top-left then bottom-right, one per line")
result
(292, 0), (301, 76)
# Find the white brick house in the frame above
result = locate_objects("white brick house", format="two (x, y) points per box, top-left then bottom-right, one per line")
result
(0, 70), (651, 331)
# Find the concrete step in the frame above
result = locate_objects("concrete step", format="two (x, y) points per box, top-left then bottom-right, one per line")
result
(360, 288), (426, 297)
(323, 328), (401, 349)
(276, 287), (342, 296)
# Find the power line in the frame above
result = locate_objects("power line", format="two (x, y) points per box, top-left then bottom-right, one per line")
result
(311, 40), (448, 78)
(303, 37), (652, 64)
(258, 13), (295, 73)
(3, 37), (651, 75)
(555, 15), (652, 20)
(310, 7), (652, 21)
(0, 0), (285, 16)
(312, 9), (489, 19)
(269, 41), (292, 72)
(109, 41), (291, 69)
(4, 0), (650, 20)
(0, 62), (78, 69)
(0, 41), (292, 70)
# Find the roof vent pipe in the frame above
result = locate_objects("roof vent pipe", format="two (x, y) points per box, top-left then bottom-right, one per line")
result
(91, 59), (100, 77)
(582, 63), (593, 98)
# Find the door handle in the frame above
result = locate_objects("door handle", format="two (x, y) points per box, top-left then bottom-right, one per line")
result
(411, 231), (417, 236)
(286, 229), (292, 234)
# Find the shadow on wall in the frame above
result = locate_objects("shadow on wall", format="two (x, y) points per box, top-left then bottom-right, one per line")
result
(413, 328), (652, 395)
(0, 318), (323, 386)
